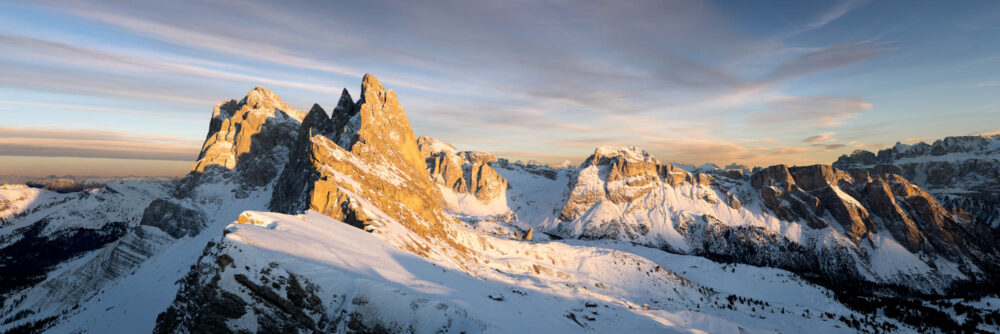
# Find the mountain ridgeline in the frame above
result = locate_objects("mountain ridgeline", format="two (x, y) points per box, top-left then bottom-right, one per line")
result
(2, 74), (999, 333)
(834, 136), (1000, 230)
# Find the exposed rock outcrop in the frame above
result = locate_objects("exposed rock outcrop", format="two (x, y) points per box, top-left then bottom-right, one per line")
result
(546, 145), (1000, 294)
(139, 199), (206, 239)
(559, 146), (717, 222)
(418, 136), (509, 203)
(270, 74), (464, 257)
(192, 87), (305, 174)
(834, 135), (1000, 229)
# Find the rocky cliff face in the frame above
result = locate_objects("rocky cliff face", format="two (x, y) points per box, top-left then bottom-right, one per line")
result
(418, 136), (509, 208)
(540, 145), (999, 294)
(186, 87), (307, 195)
(834, 135), (1000, 229)
(269, 74), (465, 259)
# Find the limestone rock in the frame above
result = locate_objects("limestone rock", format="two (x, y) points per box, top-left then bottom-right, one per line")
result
(748, 163), (981, 253)
(834, 134), (1000, 229)
(189, 86), (306, 190)
(468, 160), (507, 202)
(269, 74), (465, 257)
(560, 146), (707, 222)
(417, 135), (457, 159)
(419, 136), (509, 205)
(139, 199), (205, 239)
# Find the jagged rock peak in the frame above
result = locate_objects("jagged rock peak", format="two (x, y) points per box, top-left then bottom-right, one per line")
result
(241, 86), (307, 121)
(345, 73), (426, 174)
(417, 136), (458, 159)
(835, 134), (1000, 168)
(787, 165), (854, 191)
(191, 87), (305, 177)
(417, 136), (508, 204)
(586, 145), (660, 167)
(305, 103), (327, 120)
(360, 73), (385, 103)
(271, 73), (456, 254)
(832, 133), (1000, 229)
(333, 88), (354, 115)
(301, 104), (333, 135)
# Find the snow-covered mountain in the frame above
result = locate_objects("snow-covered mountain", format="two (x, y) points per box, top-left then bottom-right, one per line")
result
(2, 74), (999, 333)
(491, 145), (1000, 296)
(834, 135), (1000, 230)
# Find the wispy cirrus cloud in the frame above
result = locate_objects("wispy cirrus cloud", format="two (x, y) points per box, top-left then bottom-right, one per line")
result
(780, 0), (870, 39)
(754, 96), (872, 127)
(764, 42), (889, 82)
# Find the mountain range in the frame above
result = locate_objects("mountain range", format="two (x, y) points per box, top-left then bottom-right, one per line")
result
(2, 74), (999, 333)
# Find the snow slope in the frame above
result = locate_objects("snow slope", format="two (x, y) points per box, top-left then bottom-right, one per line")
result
(157, 210), (904, 333)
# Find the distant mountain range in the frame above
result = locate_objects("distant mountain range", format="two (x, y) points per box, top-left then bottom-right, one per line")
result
(2, 74), (998, 333)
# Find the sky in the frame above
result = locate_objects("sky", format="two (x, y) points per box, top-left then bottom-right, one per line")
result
(1, 0), (999, 177)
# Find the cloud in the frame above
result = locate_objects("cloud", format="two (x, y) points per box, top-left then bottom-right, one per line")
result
(0, 99), (202, 120)
(971, 130), (1000, 137)
(0, 34), (349, 100)
(815, 144), (847, 152)
(640, 138), (823, 166)
(548, 138), (621, 149)
(768, 146), (811, 155)
(644, 138), (754, 164)
(0, 127), (200, 161)
(0, 64), (217, 106)
(754, 96), (872, 126)
(782, 0), (869, 38)
(764, 42), (887, 82)
(804, 132), (837, 144)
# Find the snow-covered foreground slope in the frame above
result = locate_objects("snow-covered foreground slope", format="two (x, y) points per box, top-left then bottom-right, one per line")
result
(155, 211), (900, 333)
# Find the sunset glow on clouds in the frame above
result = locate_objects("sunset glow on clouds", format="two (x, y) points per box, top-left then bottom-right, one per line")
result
(1, 0), (999, 176)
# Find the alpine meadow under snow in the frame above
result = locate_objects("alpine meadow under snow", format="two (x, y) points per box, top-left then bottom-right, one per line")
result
(2, 74), (1000, 334)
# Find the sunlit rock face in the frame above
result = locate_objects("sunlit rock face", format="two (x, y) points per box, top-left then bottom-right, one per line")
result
(418, 136), (509, 203)
(750, 165), (966, 254)
(270, 74), (464, 256)
(547, 145), (1000, 292)
(191, 86), (307, 188)
(558, 146), (716, 223)
(834, 135), (1000, 230)
(560, 146), (659, 222)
